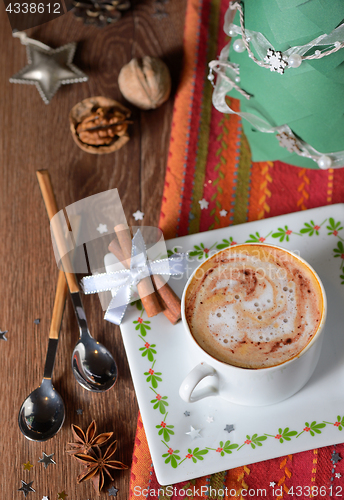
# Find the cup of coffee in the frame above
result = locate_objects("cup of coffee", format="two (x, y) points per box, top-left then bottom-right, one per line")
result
(179, 243), (327, 406)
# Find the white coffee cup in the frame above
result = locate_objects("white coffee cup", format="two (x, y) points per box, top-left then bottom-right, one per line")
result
(179, 244), (327, 406)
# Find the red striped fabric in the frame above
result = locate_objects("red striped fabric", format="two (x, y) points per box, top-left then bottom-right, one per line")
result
(130, 0), (344, 497)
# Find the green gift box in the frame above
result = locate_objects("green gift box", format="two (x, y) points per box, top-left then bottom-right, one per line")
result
(210, 0), (344, 169)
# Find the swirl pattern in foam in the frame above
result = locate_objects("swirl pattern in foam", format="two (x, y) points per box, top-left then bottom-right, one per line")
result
(185, 244), (324, 369)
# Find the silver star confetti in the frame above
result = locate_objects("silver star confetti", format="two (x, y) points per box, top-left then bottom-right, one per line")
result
(184, 411), (190, 417)
(76, 408), (83, 415)
(18, 480), (35, 497)
(34, 318), (40, 324)
(10, 33), (88, 104)
(38, 452), (56, 469)
(206, 416), (214, 423)
(133, 210), (144, 221)
(0, 329), (8, 341)
(108, 486), (119, 497)
(332, 452), (342, 464)
(186, 425), (202, 440)
(224, 424), (235, 433)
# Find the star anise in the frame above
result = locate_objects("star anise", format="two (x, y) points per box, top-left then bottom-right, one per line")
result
(74, 441), (128, 494)
(67, 420), (113, 456)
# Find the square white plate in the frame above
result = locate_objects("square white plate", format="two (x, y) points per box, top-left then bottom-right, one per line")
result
(106, 204), (344, 485)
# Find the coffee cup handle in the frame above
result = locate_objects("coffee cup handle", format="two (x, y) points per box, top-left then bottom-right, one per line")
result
(179, 362), (218, 403)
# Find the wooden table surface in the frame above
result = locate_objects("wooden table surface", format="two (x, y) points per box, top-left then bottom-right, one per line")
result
(0, 2), (186, 498)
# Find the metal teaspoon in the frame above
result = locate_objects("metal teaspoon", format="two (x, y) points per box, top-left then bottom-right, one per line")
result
(36, 169), (118, 392)
(18, 270), (68, 441)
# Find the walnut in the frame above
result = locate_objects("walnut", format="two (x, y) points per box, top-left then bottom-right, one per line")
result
(69, 97), (131, 154)
(118, 56), (171, 110)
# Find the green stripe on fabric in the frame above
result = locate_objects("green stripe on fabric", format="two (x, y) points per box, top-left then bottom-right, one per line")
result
(232, 130), (252, 225)
(158, 485), (174, 499)
(208, 470), (227, 498)
(189, 0), (222, 235)
(208, 115), (228, 231)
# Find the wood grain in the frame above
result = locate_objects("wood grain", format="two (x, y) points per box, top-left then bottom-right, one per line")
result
(0, 1), (186, 498)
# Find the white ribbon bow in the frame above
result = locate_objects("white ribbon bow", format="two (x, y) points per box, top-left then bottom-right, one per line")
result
(82, 229), (186, 325)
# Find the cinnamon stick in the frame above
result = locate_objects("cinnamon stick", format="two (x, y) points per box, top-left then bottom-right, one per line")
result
(151, 275), (181, 325)
(108, 238), (127, 268)
(109, 229), (181, 324)
(114, 224), (163, 318)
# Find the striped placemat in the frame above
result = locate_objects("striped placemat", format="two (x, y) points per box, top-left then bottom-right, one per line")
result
(129, 0), (344, 497)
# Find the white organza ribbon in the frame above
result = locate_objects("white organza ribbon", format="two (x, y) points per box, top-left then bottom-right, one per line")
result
(82, 229), (186, 325)
(225, 6), (344, 61)
(208, 7), (344, 169)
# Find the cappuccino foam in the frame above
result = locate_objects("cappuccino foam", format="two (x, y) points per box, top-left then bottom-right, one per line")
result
(185, 245), (324, 369)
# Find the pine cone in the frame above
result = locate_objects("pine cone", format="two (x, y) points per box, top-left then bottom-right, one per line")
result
(72, 0), (130, 27)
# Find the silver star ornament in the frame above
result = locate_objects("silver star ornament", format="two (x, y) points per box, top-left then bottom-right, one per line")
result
(10, 42), (88, 104)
